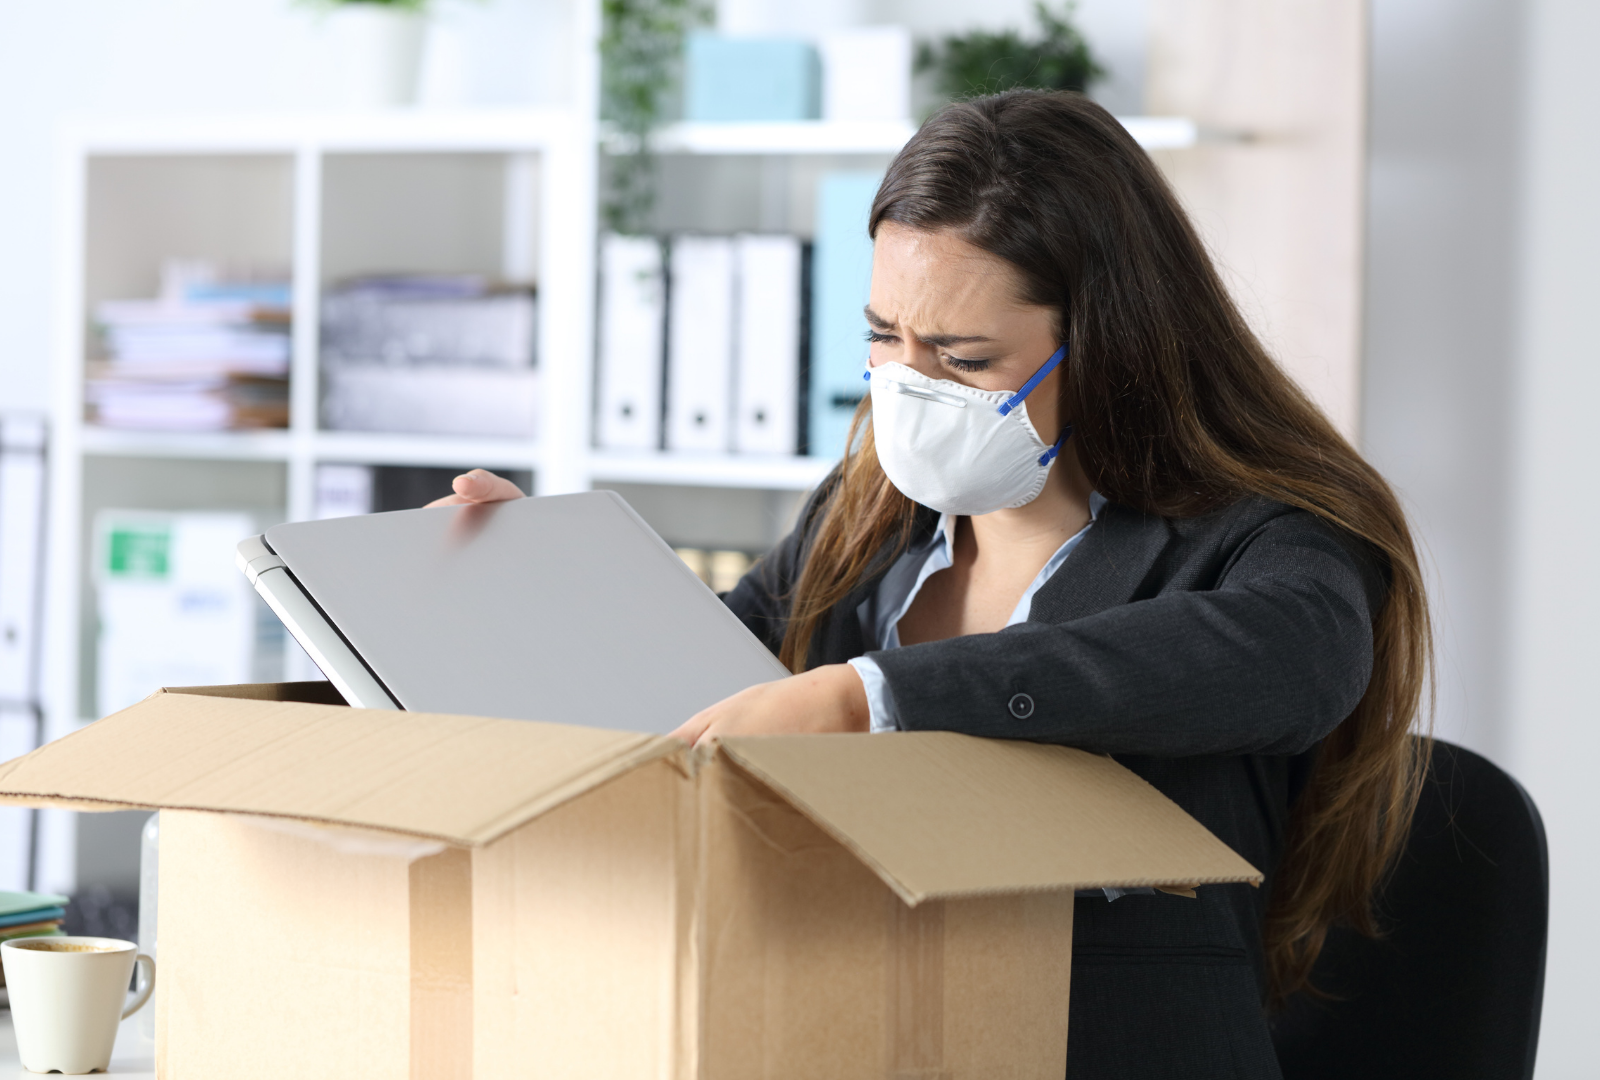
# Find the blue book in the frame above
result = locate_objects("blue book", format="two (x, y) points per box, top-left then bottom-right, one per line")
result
(0, 907), (66, 928)
(808, 172), (882, 461)
(684, 33), (820, 122)
(183, 282), (292, 307)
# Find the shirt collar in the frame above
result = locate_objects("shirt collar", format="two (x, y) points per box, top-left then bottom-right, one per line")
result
(930, 491), (1104, 555)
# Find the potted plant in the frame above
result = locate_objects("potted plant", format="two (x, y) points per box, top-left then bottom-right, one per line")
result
(306, 0), (432, 109)
(599, 0), (711, 234)
(916, 2), (1105, 104)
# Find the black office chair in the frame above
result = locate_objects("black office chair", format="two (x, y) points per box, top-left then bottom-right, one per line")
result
(1272, 738), (1547, 1079)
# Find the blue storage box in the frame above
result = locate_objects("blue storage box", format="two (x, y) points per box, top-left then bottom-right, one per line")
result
(809, 171), (882, 460)
(684, 33), (821, 122)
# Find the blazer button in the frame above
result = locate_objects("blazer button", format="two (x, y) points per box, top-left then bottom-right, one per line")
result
(1008, 693), (1035, 719)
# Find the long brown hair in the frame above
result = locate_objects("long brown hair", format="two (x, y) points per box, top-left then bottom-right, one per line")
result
(780, 91), (1431, 1005)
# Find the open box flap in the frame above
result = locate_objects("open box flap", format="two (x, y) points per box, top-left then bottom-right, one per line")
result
(717, 732), (1263, 905)
(0, 684), (1262, 899)
(0, 687), (677, 846)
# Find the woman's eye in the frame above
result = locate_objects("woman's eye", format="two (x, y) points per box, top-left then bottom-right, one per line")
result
(942, 355), (991, 373)
(864, 330), (897, 345)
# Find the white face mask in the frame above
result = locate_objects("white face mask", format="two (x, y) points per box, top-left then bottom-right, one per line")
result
(867, 343), (1072, 516)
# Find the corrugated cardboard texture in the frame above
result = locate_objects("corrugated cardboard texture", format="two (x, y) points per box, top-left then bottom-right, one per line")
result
(473, 760), (686, 1078)
(719, 733), (1262, 903)
(0, 690), (674, 845)
(0, 685), (1262, 1078)
(699, 758), (1076, 1079)
(157, 810), (413, 1078)
(0, 687), (1260, 904)
(411, 847), (473, 1080)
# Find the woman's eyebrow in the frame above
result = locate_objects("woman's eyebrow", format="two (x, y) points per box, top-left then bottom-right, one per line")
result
(862, 306), (993, 347)
(920, 331), (994, 347)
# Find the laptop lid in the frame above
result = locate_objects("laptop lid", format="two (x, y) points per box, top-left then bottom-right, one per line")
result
(238, 491), (789, 734)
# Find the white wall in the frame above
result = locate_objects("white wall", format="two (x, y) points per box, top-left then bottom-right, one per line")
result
(1507, 1), (1600, 1074)
(1367, 0), (1599, 1073)
(1363, 0), (1524, 762)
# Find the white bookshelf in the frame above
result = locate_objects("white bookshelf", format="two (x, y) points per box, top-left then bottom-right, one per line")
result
(49, 111), (596, 731)
(589, 449), (835, 491)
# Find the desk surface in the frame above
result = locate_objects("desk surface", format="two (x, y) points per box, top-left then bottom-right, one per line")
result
(0, 1010), (155, 1077)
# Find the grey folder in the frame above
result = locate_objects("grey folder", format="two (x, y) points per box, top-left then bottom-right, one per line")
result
(236, 491), (788, 733)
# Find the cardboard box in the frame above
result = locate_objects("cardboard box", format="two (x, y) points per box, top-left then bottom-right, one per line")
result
(0, 683), (1260, 1078)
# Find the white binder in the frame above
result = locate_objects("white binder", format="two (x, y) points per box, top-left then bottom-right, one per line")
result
(666, 236), (737, 452)
(596, 234), (666, 450)
(732, 234), (803, 455)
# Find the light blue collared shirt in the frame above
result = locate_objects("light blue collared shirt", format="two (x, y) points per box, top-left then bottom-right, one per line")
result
(847, 492), (1106, 732)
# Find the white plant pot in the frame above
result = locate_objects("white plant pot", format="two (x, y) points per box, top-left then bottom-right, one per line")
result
(329, 6), (428, 109)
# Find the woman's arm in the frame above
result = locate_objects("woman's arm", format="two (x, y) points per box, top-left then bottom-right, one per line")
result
(874, 511), (1379, 757)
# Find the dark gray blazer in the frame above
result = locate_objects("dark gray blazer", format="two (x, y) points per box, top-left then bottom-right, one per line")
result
(723, 477), (1386, 1080)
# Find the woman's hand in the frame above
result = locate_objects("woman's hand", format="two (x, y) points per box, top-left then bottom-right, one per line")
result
(669, 663), (871, 747)
(425, 469), (526, 508)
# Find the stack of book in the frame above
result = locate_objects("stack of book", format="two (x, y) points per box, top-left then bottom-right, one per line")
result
(87, 262), (292, 432)
(320, 275), (538, 439)
(673, 547), (754, 593)
(0, 890), (69, 986)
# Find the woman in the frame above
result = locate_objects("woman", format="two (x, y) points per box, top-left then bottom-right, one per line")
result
(442, 91), (1430, 1078)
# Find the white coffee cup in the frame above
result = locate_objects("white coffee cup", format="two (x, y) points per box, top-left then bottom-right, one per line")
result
(1, 936), (156, 1075)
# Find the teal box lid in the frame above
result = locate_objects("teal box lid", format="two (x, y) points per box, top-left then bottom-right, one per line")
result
(685, 33), (821, 122)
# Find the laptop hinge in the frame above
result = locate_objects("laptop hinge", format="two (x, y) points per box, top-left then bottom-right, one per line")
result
(236, 534), (286, 586)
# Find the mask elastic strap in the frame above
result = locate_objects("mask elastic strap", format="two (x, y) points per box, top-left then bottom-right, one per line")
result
(997, 342), (1070, 417)
(1038, 423), (1073, 467)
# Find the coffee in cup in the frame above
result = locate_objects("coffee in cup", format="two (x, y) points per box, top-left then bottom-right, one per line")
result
(10, 940), (118, 953)
(1, 935), (156, 1074)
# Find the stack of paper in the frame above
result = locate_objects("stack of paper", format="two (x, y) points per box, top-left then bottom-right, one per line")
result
(0, 890), (69, 985)
(321, 275), (538, 439)
(87, 262), (291, 432)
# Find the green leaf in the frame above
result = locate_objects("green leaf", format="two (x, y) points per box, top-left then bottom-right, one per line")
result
(917, 1), (1106, 102)
(600, 0), (713, 233)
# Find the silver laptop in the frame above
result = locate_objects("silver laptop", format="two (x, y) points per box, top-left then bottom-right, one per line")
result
(236, 490), (788, 733)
